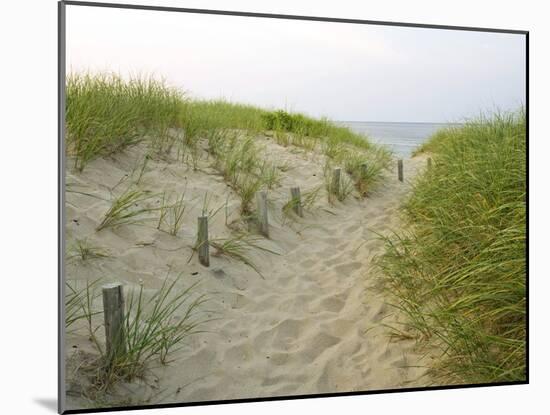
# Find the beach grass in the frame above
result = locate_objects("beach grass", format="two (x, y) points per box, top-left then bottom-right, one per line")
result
(66, 73), (183, 171)
(66, 73), (390, 192)
(97, 187), (157, 231)
(376, 110), (526, 384)
(323, 161), (355, 203)
(68, 238), (110, 263)
(65, 278), (103, 334)
(65, 275), (209, 394)
(157, 191), (187, 236)
(211, 232), (280, 277)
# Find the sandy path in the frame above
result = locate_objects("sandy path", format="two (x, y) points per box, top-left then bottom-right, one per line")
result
(65, 135), (431, 408)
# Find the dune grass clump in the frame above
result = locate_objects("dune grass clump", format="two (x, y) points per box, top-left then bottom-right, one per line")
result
(68, 239), (110, 263)
(97, 187), (157, 231)
(262, 110), (370, 150)
(184, 99), (267, 133)
(120, 278), (208, 369)
(282, 185), (322, 220)
(66, 73), (183, 171)
(207, 133), (274, 214)
(65, 279), (103, 336)
(340, 146), (392, 195)
(323, 162), (355, 203)
(157, 191), (187, 236)
(376, 110), (526, 384)
(211, 232), (280, 277)
(321, 137), (391, 196)
(67, 72), (391, 198)
(259, 160), (282, 189)
(234, 175), (264, 215)
(65, 275), (209, 395)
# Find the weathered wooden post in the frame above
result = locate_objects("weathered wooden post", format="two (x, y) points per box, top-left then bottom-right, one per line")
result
(102, 283), (126, 362)
(256, 190), (269, 237)
(397, 159), (404, 182)
(198, 215), (210, 266)
(290, 186), (303, 217)
(427, 157), (432, 169)
(360, 162), (368, 177)
(332, 168), (341, 195)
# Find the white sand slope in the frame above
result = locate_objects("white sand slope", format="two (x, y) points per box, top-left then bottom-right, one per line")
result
(65, 134), (432, 408)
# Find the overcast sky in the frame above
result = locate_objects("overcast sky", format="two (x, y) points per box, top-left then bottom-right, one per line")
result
(66, 5), (526, 123)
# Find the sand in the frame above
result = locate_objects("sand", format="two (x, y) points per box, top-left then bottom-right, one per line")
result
(64, 133), (433, 409)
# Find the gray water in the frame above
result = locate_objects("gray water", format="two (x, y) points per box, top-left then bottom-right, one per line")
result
(338, 121), (459, 157)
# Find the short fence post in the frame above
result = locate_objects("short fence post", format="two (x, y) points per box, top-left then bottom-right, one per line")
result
(198, 215), (210, 266)
(256, 191), (269, 237)
(397, 159), (404, 182)
(427, 157), (432, 169)
(290, 186), (303, 217)
(360, 163), (368, 177)
(332, 168), (341, 195)
(102, 283), (126, 363)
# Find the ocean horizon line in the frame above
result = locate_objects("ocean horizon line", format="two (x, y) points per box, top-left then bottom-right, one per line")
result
(337, 120), (464, 125)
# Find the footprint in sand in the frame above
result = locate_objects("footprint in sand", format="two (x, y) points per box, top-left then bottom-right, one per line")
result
(332, 261), (363, 274)
(278, 293), (315, 313)
(297, 332), (341, 364)
(255, 318), (310, 352)
(299, 258), (317, 269)
(223, 342), (256, 363)
(391, 355), (408, 369)
(318, 295), (346, 313)
(268, 352), (291, 366)
(323, 257), (339, 267)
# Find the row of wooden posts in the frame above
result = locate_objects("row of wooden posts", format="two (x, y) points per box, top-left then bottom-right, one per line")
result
(397, 157), (433, 182)
(99, 157), (433, 361)
(196, 157), (436, 267)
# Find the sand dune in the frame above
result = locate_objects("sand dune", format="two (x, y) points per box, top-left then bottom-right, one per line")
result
(65, 134), (432, 409)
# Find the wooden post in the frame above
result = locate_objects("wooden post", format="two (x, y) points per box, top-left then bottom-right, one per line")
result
(198, 215), (209, 266)
(332, 168), (341, 195)
(102, 283), (126, 362)
(427, 157), (432, 169)
(360, 163), (368, 177)
(290, 186), (303, 217)
(397, 159), (404, 182)
(256, 190), (269, 237)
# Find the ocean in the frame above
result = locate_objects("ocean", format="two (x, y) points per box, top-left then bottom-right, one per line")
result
(337, 121), (458, 158)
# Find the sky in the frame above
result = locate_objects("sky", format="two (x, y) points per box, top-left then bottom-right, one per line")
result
(66, 4), (526, 123)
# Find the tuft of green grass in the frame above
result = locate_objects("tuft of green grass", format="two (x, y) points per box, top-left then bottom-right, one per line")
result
(323, 161), (354, 203)
(301, 186), (323, 210)
(65, 278), (103, 331)
(67, 72), (392, 207)
(344, 146), (391, 195)
(322, 138), (346, 159)
(157, 191), (187, 236)
(66, 274), (210, 394)
(214, 135), (261, 184)
(234, 174), (264, 215)
(132, 154), (151, 185)
(262, 110), (372, 150)
(211, 232), (280, 277)
(67, 73), (390, 193)
(291, 130), (317, 151)
(375, 110), (526, 384)
(273, 130), (291, 147)
(122, 277), (209, 369)
(200, 192), (225, 219)
(68, 239), (110, 263)
(66, 73), (183, 171)
(282, 185), (322, 220)
(97, 187), (157, 231)
(259, 160), (282, 189)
